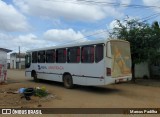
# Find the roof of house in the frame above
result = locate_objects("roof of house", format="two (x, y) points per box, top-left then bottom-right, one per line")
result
(0, 48), (12, 53)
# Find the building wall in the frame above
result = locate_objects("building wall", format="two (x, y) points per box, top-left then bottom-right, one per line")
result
(0, 50), (7, 82)
(135, 62), (150, 78)
(10, 54), (25, 69)
(151, 62), (160, 77)
(10, 55), (17, 69)
(21, 61), (25, 69)
(0, 50), (7, 68)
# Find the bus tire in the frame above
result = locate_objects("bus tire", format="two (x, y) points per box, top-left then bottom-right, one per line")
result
(33, 72), (39, 82)
(63, 74), (73, 89)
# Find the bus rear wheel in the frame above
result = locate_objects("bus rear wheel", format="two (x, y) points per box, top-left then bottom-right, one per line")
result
(63, 74), (73, 89)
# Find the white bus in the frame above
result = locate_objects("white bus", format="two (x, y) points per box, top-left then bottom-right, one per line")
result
(25, 39), (132, 88)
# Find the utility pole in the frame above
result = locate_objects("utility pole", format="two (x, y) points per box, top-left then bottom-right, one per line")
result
(19, 46), (21, 69)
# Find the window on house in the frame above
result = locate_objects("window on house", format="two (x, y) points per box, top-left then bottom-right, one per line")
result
(95, 44), (104, 63)
(56, 48), (66, 63)
(32, 51), (37, 63)
(46, 50), (55, 63)
(38, 51), (45, 63)
(81, 45), (94, 63)
(67, 47), (80, 63)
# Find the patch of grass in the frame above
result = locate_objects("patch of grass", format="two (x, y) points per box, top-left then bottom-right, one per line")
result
(34, 89), (48, 97)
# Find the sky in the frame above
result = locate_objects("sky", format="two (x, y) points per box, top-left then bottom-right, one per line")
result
(0, 0), (160, 54)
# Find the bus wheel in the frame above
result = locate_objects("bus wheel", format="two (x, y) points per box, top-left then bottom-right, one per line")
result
(63, 74), (73, 89)
(33, 72), (39, 82)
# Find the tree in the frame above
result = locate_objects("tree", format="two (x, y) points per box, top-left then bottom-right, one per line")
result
(148, 21), (160, 77)
(110, 19), (160, 82)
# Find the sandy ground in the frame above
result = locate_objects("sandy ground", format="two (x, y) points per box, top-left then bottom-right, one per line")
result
(0, 70), (160, 116)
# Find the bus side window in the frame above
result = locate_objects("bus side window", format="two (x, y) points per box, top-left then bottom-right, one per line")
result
(56, 48), (66, 63)
(91, 47), (94, 63)
(38, 51), (45, 63)
(67, 47), (80, 63)
(95, 44), (103, 63)
(77, 48), (80, 62)
(81, 46), (94, 63)
(67, 49), (71, 63)
(32, 51), (37, 63)
(46, 50), (55, 63)
(38, 54), (40, 62)
(81, 47), (84, 62)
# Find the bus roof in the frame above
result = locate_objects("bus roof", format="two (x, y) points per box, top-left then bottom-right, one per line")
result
(26, 39), (128, 52)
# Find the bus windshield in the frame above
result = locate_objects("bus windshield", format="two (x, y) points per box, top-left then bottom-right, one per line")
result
(110, 41), (131, 78)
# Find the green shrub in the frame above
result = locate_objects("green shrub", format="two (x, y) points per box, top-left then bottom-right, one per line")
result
(35, 89), (48, 97)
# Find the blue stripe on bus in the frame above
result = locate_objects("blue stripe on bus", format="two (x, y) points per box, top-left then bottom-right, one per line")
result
(25, 71), (101, 79)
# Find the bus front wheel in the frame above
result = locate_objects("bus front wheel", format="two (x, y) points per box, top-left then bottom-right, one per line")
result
(63, 74), (73, 89)
(32, 72), (39, 82)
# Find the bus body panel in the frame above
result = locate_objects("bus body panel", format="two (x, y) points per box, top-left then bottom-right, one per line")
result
(26, 60), (106, 86)
(80, 60), (105, 85)
(25, 39), (132, 86)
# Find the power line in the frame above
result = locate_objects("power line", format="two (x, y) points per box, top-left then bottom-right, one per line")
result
(77, 0), (160, 9)
(45, 0), (160, 22)
(141, 13), (160, 22)
(44, 0), (160, 24)
(46, 0), (160, 9)
(41, 0), (160, 46)
(58, 30), (109, 45)
(58, 12), (160, 45)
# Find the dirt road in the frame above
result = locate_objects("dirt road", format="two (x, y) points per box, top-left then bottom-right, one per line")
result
(1, 69), (160, 109)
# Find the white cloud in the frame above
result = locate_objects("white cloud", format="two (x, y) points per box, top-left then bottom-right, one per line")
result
(44, 28), (86, 44)
(142, 0), (160, 12)
(120, 0), (132, 5)
(13, 0), (132, 22)
(0, 0), (30, 32)
(109, 20), (120, 29)
(109, 16), (140, 30)
(0, 33), (12, 40)
(13, 34), (43, 45)
(142, 0), (160, 6)
(0, 29), (86, 53)
(0, 33), (51, 52)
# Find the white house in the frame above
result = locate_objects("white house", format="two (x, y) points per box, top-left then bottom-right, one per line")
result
(135, 62), (150, 78)
(10, 53), (25, 69)
(0, 48), (12, 83)
(135, 61), (160, 78)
